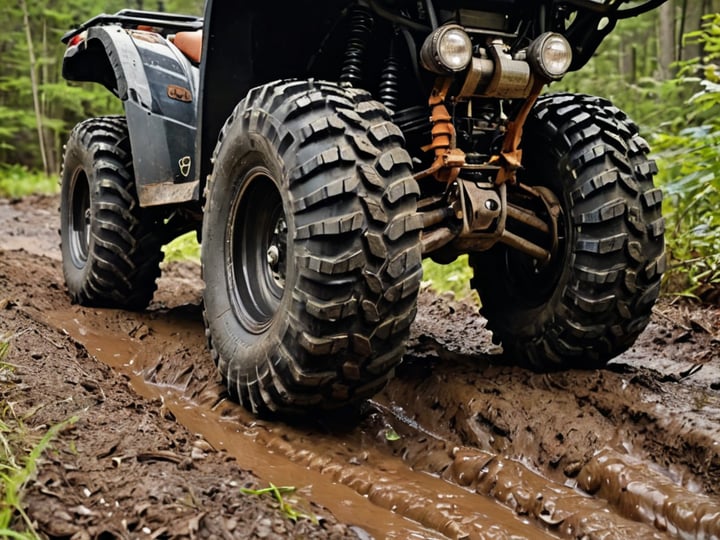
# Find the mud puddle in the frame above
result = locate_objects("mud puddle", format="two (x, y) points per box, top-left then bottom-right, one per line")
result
(43, 307), (555, 540)
(38, 298), (720, 540)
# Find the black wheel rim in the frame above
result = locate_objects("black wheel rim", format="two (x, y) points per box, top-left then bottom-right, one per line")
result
(227, 167), (287, 335)
(68, 168), (91, 269)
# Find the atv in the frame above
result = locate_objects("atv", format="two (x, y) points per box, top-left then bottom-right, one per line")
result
(59, 0), (667, 415)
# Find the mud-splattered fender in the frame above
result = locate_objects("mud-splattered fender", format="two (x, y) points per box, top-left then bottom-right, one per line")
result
(63, 26), (200, 207)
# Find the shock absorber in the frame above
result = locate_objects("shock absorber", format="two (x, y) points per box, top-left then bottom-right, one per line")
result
(340, 5), (374, 86)
(378, 38), (401, 112)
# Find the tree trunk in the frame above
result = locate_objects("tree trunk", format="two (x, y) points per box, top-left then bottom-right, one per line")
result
(677, 0), (687, 61)
(41, 18), (57, 174)
(658, 0), (675, 79)
(20, 0), (49, 176)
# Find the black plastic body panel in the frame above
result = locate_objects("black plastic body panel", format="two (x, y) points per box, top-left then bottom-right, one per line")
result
(197, 2), (251, 192)
(63, 26), (199, 207)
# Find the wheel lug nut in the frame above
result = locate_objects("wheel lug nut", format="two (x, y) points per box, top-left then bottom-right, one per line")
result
(267, 245), (279, 266)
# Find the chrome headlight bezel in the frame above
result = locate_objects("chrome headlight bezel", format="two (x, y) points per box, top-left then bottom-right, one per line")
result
(420, 24), (473, 74)
(527, 32), (573, 81)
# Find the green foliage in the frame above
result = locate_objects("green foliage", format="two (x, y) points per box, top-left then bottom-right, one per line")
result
(651, 15), (720, 299)
(0, 165), (58, 198)
(422, 255), (475, 300)
(240, 483), (318, 524)
(163, 231), (200, 262)
(655, 127), (720, 297)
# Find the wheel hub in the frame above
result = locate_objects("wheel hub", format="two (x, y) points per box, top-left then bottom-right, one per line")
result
(267, 217), (287, 288)
(68, 169), (91, 268)
(227, 168), (288, 335)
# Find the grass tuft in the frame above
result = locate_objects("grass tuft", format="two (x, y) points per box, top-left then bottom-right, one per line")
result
(240, 483), (318, 524)
(0, 336), (78, 538)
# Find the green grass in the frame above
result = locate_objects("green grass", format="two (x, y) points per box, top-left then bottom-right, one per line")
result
(163, 231), (201, 263)
(422, 255), (476, 300)
(0, 338), (77, 538)
(0, 166), (58, 199)
(240, 483), (317, 524)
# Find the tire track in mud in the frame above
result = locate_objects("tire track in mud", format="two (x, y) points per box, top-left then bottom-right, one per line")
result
(27, 276), (719, 538)
(379, 355), (720, 538)
(40, 304), (552, 539)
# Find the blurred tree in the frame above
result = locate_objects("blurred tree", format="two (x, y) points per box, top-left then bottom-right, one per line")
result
(658, 0), (675, 79)
(0, 0), (202, 172)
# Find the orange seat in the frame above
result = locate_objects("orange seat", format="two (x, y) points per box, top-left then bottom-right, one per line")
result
(174, 30), (203, 64)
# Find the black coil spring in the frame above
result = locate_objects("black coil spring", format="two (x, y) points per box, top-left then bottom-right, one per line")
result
(378, 40), (401, 113)
(340, 6), (373, 86)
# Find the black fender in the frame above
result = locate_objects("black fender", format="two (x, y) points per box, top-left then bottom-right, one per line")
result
(196, 1), (344, 190)
(63, 26), (200, 207)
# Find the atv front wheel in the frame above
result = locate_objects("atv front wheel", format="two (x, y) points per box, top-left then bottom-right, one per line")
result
(202, 80), (423, 415)
(471, 93), (666, 369)
(60, 116), (165, 310)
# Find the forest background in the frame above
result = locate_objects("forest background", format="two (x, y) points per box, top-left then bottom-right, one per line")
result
(0, 0), (718, 301)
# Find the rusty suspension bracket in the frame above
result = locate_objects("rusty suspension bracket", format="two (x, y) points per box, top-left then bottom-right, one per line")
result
(413, 78), (466, 184)
(490, 78), (546, 186)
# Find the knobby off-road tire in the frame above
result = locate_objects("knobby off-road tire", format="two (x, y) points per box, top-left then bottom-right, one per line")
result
(471, 93), (666, 369)
(202, 80), (423, 415)
(60, 116), (164, 310)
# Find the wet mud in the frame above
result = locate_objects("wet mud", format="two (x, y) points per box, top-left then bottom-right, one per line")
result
(1, 194), (720, 539)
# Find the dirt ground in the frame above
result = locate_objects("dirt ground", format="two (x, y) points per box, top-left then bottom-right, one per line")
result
(1, 194), (719, 539)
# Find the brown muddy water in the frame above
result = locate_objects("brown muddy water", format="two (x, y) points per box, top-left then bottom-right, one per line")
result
(44, 308), (552, 539)
(40, 298), (720, 540)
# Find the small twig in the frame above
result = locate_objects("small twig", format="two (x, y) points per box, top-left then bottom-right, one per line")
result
(38, 332), (64, 350)
(652, 306), (692, 331)
(136, 450), (184, 464)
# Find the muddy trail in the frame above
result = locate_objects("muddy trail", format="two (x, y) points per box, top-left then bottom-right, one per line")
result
(1, 194), (720, 539)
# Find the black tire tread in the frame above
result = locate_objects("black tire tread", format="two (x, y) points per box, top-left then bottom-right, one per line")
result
(471, 93), (665, 369)
(60, 116), (164, 310)
(203, 80), (422, 415)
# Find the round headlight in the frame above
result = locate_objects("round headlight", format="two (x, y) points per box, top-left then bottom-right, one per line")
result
(528, 33), (573, 81)
(420, 24), (473, 74)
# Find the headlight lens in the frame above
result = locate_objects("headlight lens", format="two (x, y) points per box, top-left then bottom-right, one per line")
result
(528, 33), (573, 80)
(421, 25), (473, 74)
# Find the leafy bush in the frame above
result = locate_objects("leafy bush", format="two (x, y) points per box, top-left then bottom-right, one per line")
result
(651, 15), (720, 300)
(162, 231), (200, 263)
(0, 165), (57, 198)
(422, 255), (476, 301)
